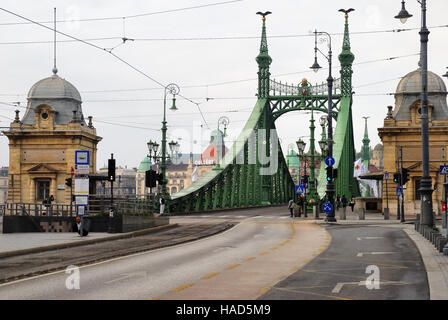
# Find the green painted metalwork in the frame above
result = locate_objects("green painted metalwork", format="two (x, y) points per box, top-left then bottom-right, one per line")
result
(169, 13), (359, 213)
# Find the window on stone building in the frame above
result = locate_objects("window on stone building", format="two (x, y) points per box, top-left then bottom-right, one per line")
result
(171, 187), (177, 194)
(36, 180), (50, 201)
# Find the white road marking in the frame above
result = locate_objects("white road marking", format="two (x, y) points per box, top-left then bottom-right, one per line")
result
(332, 280), (405, 293)
(356, 237), (384, 241)
(105, 272), (148, 284)
(356, 252), (397, 257)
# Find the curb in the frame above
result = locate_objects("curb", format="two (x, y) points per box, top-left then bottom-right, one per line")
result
(0, 224), (178, 259)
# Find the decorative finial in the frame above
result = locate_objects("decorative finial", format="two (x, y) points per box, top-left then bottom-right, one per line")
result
(14, 110), (20, 123)
(256, 11), (272, 20)
(88, 116), (93, 128)
(52, 7), (58, 75)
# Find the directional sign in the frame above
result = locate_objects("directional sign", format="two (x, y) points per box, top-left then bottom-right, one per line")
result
(325, 156), (335, 167)
(75, 150), (90, 165)
(385, 171), (389, 180)
(440, 165), (448, 175)
(396, 187), (403, 196)
(322, 202), (333, 213)
(295, 185), (304, 194)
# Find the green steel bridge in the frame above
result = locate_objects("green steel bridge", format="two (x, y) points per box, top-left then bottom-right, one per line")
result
(169, 13), (360, 213)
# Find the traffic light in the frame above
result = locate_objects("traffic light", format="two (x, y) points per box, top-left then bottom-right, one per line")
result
(65, 177), (72, 187)
(393, 172), (401, 184)
(145, 170), (157, 188)
(401, 168), (409, 185)
(326, 166), (336, 182)
(108, 158), (116, 181)
(303, 175), (309, 184)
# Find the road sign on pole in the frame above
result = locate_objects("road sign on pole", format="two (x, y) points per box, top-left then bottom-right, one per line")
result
(325, 156), (335, 167)
(440, 165), (448, 175)
(396, 187), (403, 196)
(385, 171), (389, 180)
(295, 185), (304, 194)
(322, 202), (333, 213)
(301, 161), (310, 169)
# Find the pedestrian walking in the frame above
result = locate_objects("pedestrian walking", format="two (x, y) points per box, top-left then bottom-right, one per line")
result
(349, 197), (355, 212)
(159, 194), (165, 216)
(288, 199), (294, 217)
(341, 195), (348, 220)
(336, 195), (341, 210)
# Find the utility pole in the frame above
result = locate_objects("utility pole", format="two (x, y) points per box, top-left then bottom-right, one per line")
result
(400, 146), (405, 222)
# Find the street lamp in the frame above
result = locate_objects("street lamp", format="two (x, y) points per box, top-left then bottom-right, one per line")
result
(215, 116), (230, 170)
(395, 0), (433, 227)
(319, 116), (328, 159)
(296, 139), (308, 217)
(395, 0), (413, 24)
(311, 26), (336, 222)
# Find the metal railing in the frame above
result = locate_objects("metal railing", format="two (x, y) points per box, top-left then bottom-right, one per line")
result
(3, 196), (155, 217)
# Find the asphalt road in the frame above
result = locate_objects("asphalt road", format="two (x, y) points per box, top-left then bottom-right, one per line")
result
(0, 207), (304, 300)
(259, 225), (430, 300)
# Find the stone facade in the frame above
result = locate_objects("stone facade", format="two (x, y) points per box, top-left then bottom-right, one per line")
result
(378, 68), (448, 216)
(2, 73), (101, 205)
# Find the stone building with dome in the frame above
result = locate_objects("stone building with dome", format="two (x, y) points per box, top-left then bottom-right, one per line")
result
(378, 67), (448, 216)
(2, 70), (101, 204)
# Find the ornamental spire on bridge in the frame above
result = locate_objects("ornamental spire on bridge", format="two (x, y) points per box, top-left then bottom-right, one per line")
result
(361, 116), (371, 164)
(256, 11), (272, 98)
(338, 8), (355, 97)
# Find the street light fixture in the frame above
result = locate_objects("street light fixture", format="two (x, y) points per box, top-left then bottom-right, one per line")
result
(296, 139), (306, 156)
(215, 116), (230, 170)
(395, 0), (433, 227)
(395, 0), (413, 24)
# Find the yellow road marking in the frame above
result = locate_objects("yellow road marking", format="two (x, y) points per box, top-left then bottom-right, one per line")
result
(259, 251), (269, 255)
(271, 247), (278, 250)
(245, 257), (256, 262)
(171, 283), (193, 292)
(226, 264), (241, 270)
(201, 272), (220, 279)
(148, 298), (160, 300)
(303, 259), (311, 263)
(258, 287), (271, 295)
(290, 266), (300, 272)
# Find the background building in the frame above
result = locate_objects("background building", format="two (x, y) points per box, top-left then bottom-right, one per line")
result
(0, 167), (8, 204)
(2, 70), (102, 204)
(378, 67), (448, 216)
(97, 165), (137, 197)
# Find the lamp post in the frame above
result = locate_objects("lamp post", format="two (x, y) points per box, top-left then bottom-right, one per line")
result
(296, 138), (308, 217)
(318, 116), (328, 161)
(395, 0), (433, 227)
(214, 116), (229, 170)
(310, 29), (336, 222)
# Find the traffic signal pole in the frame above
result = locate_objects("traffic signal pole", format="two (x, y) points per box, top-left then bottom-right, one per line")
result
(400, 147), (405, 222)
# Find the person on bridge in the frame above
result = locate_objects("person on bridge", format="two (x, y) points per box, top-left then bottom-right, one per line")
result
(288, 199), (294, 217)
(341, 195), (348, 220)
(349, 197), (355, 212)
(297, 194), (305, 217)
(159, 195), (165, 216)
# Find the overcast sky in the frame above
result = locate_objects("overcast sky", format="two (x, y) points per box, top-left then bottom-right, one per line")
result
(0, 0), (447, 169)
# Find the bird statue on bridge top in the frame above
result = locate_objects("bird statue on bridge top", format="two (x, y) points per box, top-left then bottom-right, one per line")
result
(256, 11), (272, 20)
(338, 8), (355, 18)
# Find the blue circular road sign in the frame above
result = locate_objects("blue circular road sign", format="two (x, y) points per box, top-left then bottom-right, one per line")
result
(325, 157), (335, 167)
(322, 202), (333, 213)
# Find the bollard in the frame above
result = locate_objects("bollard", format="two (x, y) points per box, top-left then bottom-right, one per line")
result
(359, 208), (365, 220)
(313, 205), (319, 219)
(384, 208), (390, 220)
(340, 207), (346, 220)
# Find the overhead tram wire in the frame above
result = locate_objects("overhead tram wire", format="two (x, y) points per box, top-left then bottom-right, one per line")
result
(0, 8), (211, 129)
(0, 52), (422, 98)
(0, 0), (244, 26)
(1, 24), (447, 45)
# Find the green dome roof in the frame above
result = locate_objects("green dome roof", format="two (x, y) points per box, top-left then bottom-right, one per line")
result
(137, 156), (152, 172)
(286, 149), (300, 167)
